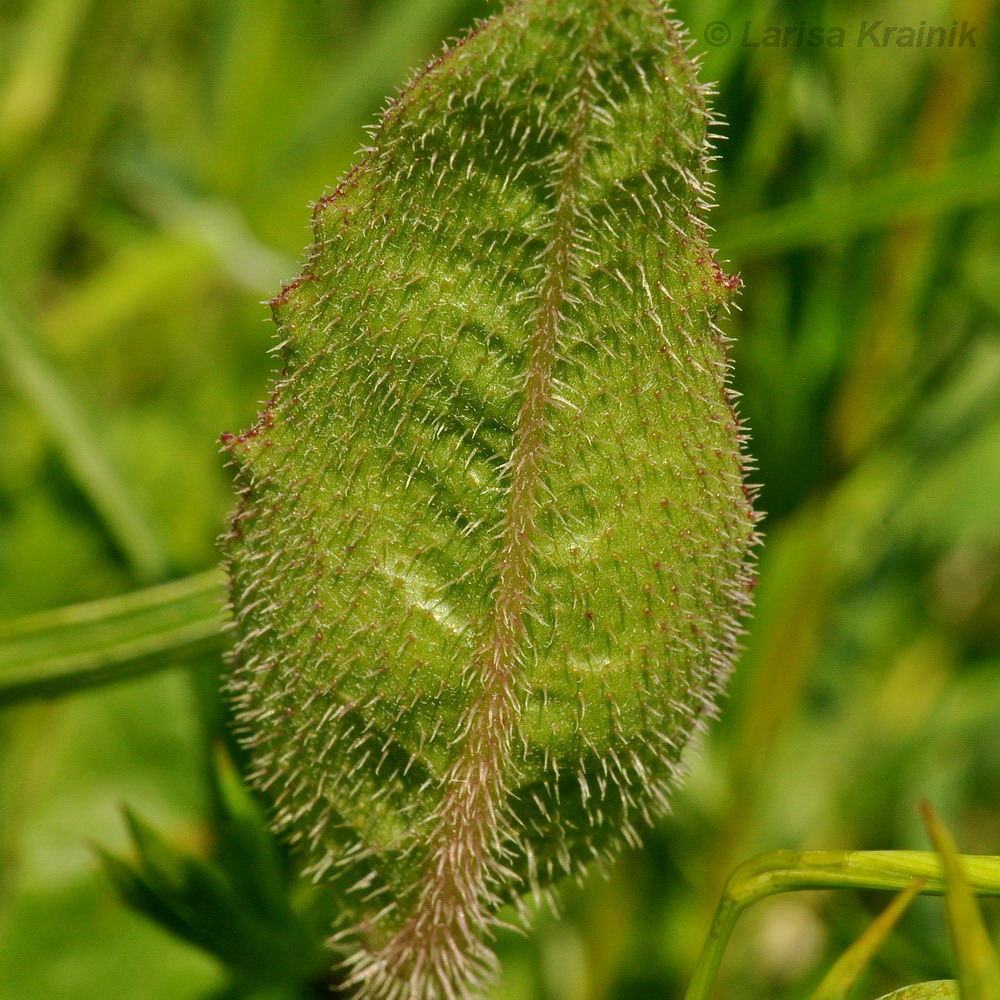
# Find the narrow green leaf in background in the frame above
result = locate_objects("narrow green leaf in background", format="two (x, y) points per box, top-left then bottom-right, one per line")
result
(98, 753), (333, 991)
(807, 879), (925, 1000)
(0, 293), (167, 581)
(921, 802), (1000, 1000)
(0, 570), (225, 708)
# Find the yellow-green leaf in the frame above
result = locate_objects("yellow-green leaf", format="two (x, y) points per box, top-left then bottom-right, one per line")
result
(808, 879), (924, 1000)
(874, 983), (959, 1000)
(921, 802), (1000, 1000)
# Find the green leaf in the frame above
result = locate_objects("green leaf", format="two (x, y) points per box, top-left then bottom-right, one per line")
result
(807, 879), (925, 1000)
(98, 760), (332, 990)
(0, 570), (225, 707)
(723, 145), (1000, 260)
(684, 849), (1000, 1000)
(0, 292), (167, 580)
(921, 802), (1000, 1000)
(223, 1), (758, 997)
(873, 983), (959, 1000)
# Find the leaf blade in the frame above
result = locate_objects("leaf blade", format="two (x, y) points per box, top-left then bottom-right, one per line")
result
(921, 803), (1000, 1000)
(807, 879), (925, 1000)
(0, 570), (225, 706)
(0, 293), (167, 581)
(225, 1), (758, 995)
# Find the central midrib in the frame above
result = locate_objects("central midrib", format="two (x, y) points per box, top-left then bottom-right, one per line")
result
(361, 5), (606, 990)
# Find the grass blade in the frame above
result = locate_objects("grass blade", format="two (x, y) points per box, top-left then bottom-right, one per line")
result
(921, 802), (1000, 1000)
(808, 879), (925, 1000)
(723, 146), (1000, 259)
(0, 293), (167, 580)
(0, 570), (225, 706)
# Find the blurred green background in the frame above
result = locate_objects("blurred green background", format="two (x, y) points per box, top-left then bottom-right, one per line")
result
(1, 0), (998, 997)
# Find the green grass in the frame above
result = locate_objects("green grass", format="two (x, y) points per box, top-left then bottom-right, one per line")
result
(1, 0), (999, 998)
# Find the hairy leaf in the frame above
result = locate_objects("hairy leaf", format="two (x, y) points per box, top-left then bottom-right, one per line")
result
(223, 0), (758, 996)
(874, 984), (959, 1000)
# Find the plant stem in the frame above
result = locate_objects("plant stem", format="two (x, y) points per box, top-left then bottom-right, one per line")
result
(684, 849), (1000, 1000)
(0, 569), (226, 706)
